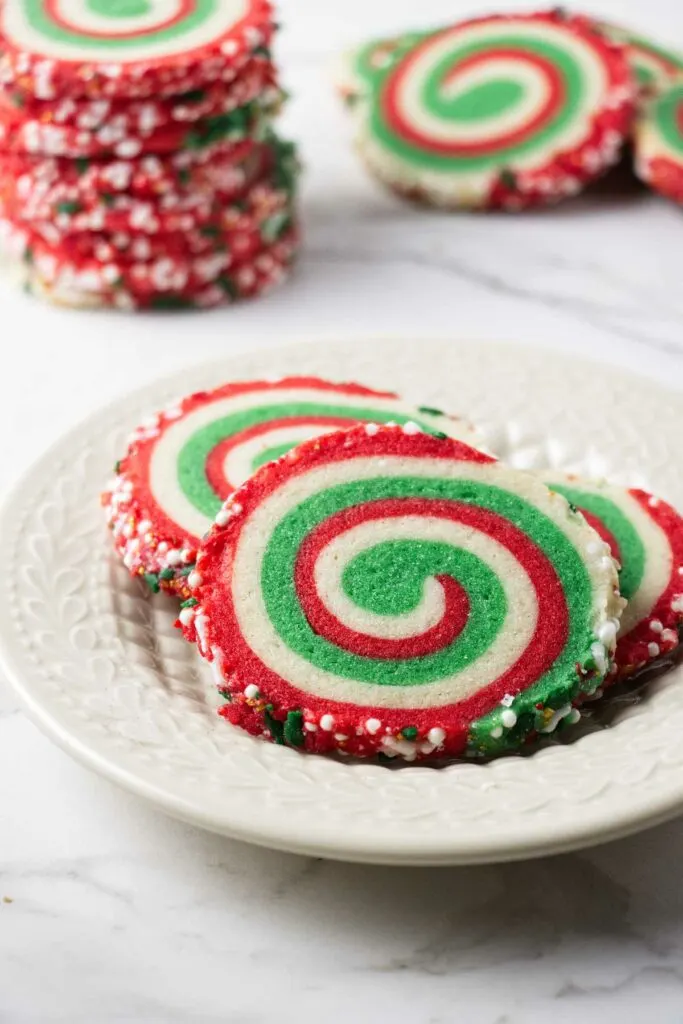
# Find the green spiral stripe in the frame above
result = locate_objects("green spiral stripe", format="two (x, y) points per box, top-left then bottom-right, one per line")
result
(177, 402), (450, 518)
(653, 83), (683, 157)
(23, 0), (218, 50)
(260, 476), (593, 689)
(373, 33), (586, 172)
(549, 484), (645, 600)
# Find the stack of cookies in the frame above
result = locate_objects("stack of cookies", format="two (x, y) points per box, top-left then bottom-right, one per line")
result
(0, 1), (299, 310)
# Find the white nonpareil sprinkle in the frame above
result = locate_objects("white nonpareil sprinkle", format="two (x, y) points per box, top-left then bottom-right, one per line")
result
(427, 727), (446, 746)
(597, 620), (618, 647)
(590, 641), (608, 675)
(364, 423), (380, 436)
(490, 726), (503, 739)
(166, 549), (183, 566)
(650, 619), (663, 633)
(500, 709), (517, 729)
(188, 571), (202, 589)
(402, 421), (422, 435)
(319, 714), (335, 732)
(365, 718), (382, 735)
(648, 642), (661, 658)
(500, 694), (515, 708)
(179, 606), (196, 627)
(244, 684), (260, 700)
(538, 704), (572, 735)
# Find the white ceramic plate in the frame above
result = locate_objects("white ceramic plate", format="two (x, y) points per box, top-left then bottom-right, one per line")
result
(3, 338), (683, 866)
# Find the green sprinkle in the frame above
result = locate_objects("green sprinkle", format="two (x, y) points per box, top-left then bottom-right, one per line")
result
(418, 405), (445, 417)
(261, 210), (291, 244)
(401, 726), (418, 740)
(101, 193), (116, 208)
(149, 295), (194, 310)
(217, 276), (238, 298)
(159, 568), (176, 581)
(199, 224), (222, 239)
(114, 460), (122, 474)
(181, 597), (199, 609)
(432, 431), (449, 440)
(499, 169), (517, 190)
(23, 247), (34, 266)
(178, 565), (195, 577)
(143, 573), (160, 594)
(178, 168), (191, 186)
(75, 158), (90, 175)
(264, 709), (285, 745)
(284, 710), (305, 748)
(10, 92), (24, 108)
(567, 502), (579, 514)
(56, 200), (83, 215)
(179, 88), (206, 104)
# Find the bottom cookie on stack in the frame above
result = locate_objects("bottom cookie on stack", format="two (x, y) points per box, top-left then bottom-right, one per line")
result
(15, 231), (298, 311)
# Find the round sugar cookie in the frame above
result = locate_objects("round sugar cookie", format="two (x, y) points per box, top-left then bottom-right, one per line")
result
(1, 158), (297, 239)
(543, 473), (683, 679)
(22, 227), (297, 310)
(0, 92), (279, 159)
(0, 0), (274, 101)
(103, 381), (481, 597)
(0, 137), (272, 210)
(3, 206), (297, 300)
(350, 10), (635, 210)
(0, 54), (274, 134)
(594, 19), (683, 99)
(635, 81), (683, 204)
(187, 424), (624, 762)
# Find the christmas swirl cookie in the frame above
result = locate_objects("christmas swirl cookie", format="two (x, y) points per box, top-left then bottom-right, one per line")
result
(635, 81), (683, 205)
(186, 425), (624, 762)
(23, 227), (297, 309)
(103, 380), (480, 596)
(594, 19), (683, 99)
(0, 0), (274, 101)
(544, 473), (683, 679)
(347, 10), (635, 209)
(0, 91), (280, 159)
(0, 138), (269, 211)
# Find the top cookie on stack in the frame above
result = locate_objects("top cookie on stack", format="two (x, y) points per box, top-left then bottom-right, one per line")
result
(0, 1), (300, 310)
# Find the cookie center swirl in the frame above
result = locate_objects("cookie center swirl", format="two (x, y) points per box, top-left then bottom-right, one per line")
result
(375, 22), (607, 170)
(230, 459), (598, 709)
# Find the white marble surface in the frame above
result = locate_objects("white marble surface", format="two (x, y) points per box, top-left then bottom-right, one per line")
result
(3, 1), (683, 1020)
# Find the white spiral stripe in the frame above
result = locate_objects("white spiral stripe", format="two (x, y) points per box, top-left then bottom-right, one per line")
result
(313, 514), (537, 644)
(223, 424), (333, 491)
(3, 0), (250, 61)
(543, 476), (673, 636)
(230, 456), (615, 710)
(148, 388), (478, 539)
